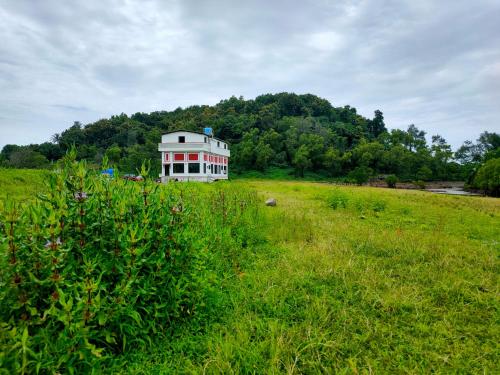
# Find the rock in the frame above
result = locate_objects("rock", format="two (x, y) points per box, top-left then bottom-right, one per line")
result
(265, 198), (277, 206)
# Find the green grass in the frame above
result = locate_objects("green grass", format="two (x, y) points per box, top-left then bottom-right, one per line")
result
(2, 171), (499, 373)
(114, 181), (499, 373)
(0, 168), (50, 201)
(233, 167), (331, 181)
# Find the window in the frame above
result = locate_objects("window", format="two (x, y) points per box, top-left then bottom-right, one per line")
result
(204, 137), (208, 143)
(178, 136), (185, 143)
(188, 163), (200, 174)
(174, 153), (184, 161)
(188, 153), (199, 161)
(217, 141), (220, 147)
(224, 144), (227, 149)
(173, 163), (184, 173)
(203, 163), (206, 173)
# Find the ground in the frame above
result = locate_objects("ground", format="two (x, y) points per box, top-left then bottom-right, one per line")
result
(1, 172), (498, 373)
(120, 180), (499, 373)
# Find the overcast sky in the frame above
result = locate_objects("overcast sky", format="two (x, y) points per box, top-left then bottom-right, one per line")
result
(1, 0), (499, 150)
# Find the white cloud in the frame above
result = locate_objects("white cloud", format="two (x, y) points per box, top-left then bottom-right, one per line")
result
(0, 0), (499, 149)
(307, 31), (344, 52)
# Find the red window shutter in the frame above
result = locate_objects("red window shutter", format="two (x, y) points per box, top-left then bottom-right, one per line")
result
(174, 153), (184, 161)
(203, 154), (207, 161)
(165, 153), (169, 161)
(188, 153), (199, 161)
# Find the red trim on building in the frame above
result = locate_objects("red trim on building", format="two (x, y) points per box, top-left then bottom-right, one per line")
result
(188, 153), (199, 161)
(203, 154), (207, 161)
(174, 153), (184, 161)
(165, 153), (169, 161)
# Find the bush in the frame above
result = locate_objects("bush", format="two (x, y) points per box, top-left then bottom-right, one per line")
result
(348, 166), (373, 185)
(327, 190), (349, 209)
(371, 199), (387, 212)
(385, 175), (398, 188)
(0, 152), (260, 373)
(416, 166), (433, 181)
(414, 180), (426, 189)
(473, 158), (500, 196)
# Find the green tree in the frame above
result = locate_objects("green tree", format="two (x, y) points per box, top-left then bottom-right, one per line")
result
(7, 149), (49, 168)
(348, 166), (373, 185)
(431, 135), (453, 179)
(323, 147), (343, 176)
(293, 145), (312, 177)
(472, 158), (500, 196)
(254, 142), (274, 171)
(367, 110), (387, 139)
(416, 166), (433, 181)
(105, 145), (122, 165)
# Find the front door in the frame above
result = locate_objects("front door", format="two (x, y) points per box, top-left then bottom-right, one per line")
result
(164, 164), (170, 176)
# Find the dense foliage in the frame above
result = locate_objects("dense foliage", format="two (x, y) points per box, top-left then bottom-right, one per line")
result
(1, 93), (499, 185)
(0, 152), (260, 373)
(472, 158), (500, 196)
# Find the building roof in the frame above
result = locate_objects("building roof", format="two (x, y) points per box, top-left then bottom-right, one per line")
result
(161, 129), (227, 144)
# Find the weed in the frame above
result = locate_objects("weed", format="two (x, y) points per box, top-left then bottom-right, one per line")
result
(0, 151), (261, 373)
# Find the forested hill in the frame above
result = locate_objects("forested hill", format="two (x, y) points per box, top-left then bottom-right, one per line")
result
(1, 92), (499, 185)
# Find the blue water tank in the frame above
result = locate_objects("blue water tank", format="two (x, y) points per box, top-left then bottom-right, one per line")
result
(203, 127), (213, 136)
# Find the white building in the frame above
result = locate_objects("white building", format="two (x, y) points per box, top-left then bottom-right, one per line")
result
(158, 130), (230, 182)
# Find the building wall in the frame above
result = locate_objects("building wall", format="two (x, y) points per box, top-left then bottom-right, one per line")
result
(158, 131), (230, 182)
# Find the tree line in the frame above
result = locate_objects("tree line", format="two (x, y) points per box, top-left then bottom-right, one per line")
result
(1, 93), (499, 194)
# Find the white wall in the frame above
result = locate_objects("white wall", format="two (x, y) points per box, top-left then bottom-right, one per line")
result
(161, 131), (206, 144)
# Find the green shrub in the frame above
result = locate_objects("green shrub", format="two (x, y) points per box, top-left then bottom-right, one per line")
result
(416, 166), (433, 181)
(348, 167), (373, 185)
(327, 190), (349, 209)
(371, 199), (387, 212)
(0, 151), (260, 373)
(385, 175), (398, 188)
(472, 158), (500, 196)
(414, 180), (426, 189)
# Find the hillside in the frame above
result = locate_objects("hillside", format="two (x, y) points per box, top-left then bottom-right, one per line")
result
(1, 93), (499, 191)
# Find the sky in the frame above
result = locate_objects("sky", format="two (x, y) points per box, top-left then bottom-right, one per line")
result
(1, 0), (499, 150)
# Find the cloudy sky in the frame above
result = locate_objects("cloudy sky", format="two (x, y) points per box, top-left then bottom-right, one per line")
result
(1, 0), (499, 149)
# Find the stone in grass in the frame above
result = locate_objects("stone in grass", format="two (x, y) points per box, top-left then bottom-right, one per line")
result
(265, 198), (277, 206)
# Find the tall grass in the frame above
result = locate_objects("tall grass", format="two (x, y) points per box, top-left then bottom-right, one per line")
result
(0, 168), (50, 201)
(120, 181), (499, 373)
(1, 170), (498, 373)
(0, 154), (261, 373)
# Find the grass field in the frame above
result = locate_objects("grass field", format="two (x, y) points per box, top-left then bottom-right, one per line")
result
(0, 168), (49, 201)
(116, 180), (499, 373)
(1, 171), (499, 373)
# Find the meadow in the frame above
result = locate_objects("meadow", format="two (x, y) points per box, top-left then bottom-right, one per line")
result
(1, 168), (499, 373)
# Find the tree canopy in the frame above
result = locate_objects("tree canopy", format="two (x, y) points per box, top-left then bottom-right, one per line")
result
(1, 93), (498, 187)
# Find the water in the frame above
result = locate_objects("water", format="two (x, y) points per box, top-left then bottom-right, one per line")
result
(425, 187), (480, 196)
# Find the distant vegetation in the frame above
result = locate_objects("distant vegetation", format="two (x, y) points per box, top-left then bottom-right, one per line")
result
(1, 93), (499, 194)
